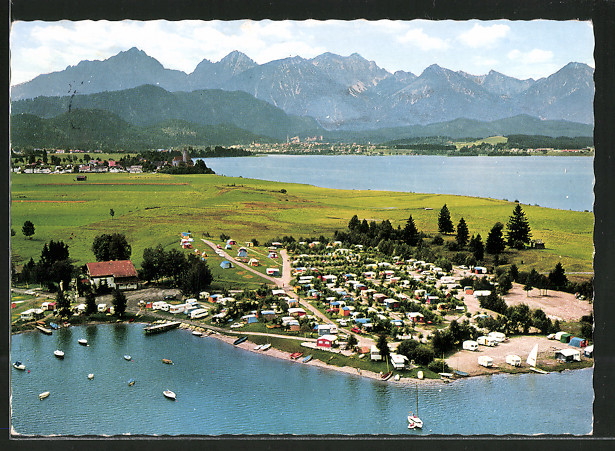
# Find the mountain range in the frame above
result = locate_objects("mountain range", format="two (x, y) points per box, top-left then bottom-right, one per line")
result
(11, 48), (594, 130)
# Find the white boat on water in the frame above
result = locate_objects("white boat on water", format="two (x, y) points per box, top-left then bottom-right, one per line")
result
(54, 350), (65, 359)
(88, 373), (94, 380)
(192, 331), (203, 337)
(163, 390), (176, 400)
(13, 361), (26, 371)
(124, 355), (131, 361)
(39, 391), (50, 400)
(78, 339), (88, 346)
(407, 383), (423, 430)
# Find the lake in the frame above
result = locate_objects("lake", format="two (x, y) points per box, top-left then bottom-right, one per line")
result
(197, 155), (594, 212)
(11, 324), (593, 436)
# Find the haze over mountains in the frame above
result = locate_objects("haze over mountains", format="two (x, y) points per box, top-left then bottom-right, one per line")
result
(12, 47), (594, 131)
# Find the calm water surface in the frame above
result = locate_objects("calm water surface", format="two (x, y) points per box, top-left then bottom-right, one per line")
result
(198, 155), (594, 212)
(11, 325), (593, 436)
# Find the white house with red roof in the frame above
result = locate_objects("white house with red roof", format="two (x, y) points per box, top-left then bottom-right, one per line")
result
(86, 260), (139, 290)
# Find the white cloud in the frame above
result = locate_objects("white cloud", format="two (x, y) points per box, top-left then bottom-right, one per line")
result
(398, 28), (449, 51)
(508, 48), (554, 64)
(458, 23), (510, 48)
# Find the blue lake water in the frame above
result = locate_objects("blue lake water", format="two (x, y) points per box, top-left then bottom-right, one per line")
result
(11, 325), (593, 436)
(198, 155), (594, 212)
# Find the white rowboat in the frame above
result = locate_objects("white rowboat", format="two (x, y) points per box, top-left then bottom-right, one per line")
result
(163, 390), (176, 400)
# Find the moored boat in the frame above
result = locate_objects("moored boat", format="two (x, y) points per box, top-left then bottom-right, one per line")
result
(88, 373), (94, 380)
(192, 330), (203, 337)
(124, 355), (131, 361)
(233, 336), (248, 346)
(381, 371), (393, 380)
(36, 325), (53, 335)
(407, 413), (424, 429)
(128, 378), (136, 386)
(13, 361), (26, 371)
(302, 354), (313, 363)
(78, 339), (88, 346)
(49, 322), (59, 330)
(163, 390), (176, 400)
(260, 343), (271, 351)
(290, 352), (303, 360)
(54, 350), (65, 359)
(162, 358), (173, 365)
(39, 391), (50, 400)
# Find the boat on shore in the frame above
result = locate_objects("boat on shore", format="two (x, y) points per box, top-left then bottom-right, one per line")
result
(124, 355), (131, 361)
(454, 370), (469, 377)
(530, 367), (549, 374)
(233, 336), (248, 346)
(302, 355), (313, 363)
(163, 390), (176, 400)
(162, 358), (173, 365)
(54, 350), (64, 359)
(36, 325), (52, 335)
(78, 339), (88, 346)
(417, 370), (424, 380)
(39, 391), (50, 400)
(13, 361), (26, 371)
(254, 344), (263, 351)
(192, 330), (203, 337)
(260, 343), (271, 351)
(290, 352), (303, 360)
(381, 371), (393, 381)
(128, 379), (136, 386)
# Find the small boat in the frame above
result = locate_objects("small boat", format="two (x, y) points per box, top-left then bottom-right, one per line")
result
(290, 352), (303, 360)
(124, 355), (131, 361)
(407, 383), (423, 429)
(381, 371), (393, 381)
(394, 374), (400, 381)
(36, 325), (52, 335)
(78, 339), (88, 346)
(54, 350), (65, 359)
(417, 371), (424, 380)
(254, 344), (263, 351)
(50, 322), (60, 330)
(128, 378), (136, 386)
(163, 390), (176, 400)
(88, 373), (94, 380)
(260, 343), (271, 351)
(454, 370), (469, 377)
(302, 355), (313, 363)
(192, 330), (203, 337)
(439, 372), (454, 379)
(233, 336), (248, 345)
(13, 361), (26, 371)
(530, 367), (549, 374)
(39, 391), (50, 400)
(162, 358), (173, 365)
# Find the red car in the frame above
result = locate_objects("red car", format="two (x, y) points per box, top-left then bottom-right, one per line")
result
(351, 327), (362, 334)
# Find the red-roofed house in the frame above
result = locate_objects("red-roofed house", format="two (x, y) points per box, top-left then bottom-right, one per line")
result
(86, 260), (139, 290)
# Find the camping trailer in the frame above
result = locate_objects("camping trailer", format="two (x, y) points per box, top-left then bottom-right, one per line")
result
(463, 340), (479, 351)
(506, 355), (522, 367)
(477, 336), (497, 347)
(478, 356), (494, 367)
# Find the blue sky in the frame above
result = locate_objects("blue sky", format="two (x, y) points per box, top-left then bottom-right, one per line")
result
(10, 19), (594, 85)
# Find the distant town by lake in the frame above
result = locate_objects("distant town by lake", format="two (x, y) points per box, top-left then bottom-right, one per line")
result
(198, 155), (593, 212)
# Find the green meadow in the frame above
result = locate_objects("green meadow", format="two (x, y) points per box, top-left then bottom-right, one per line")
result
(10, 173), (593, 279)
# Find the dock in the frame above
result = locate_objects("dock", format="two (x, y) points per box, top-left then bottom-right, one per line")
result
(143, 321), (181, 335)
(36, 325), (53, 335)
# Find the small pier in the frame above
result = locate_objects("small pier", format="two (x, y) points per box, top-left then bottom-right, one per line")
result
(144, 321), (181, 335)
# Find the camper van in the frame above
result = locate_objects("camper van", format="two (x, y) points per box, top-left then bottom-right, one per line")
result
(488, 331), (507, 343)
(463, 340), (478, 351)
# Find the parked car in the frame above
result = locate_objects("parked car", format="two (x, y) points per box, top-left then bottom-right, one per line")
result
(351, 327), (362, 334)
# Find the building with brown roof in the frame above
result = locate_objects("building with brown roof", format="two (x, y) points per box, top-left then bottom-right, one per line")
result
(86, 260), (139, 290)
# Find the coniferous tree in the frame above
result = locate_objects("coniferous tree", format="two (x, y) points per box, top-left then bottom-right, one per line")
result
(469, 234), (484, 261)
(22, 220), (35, 239)
(376, 334), (390, 361)
(486, 222), (506, 255)
(456, 218), (469, 247)
(403, 215), (420, 246)
(57, 290), (72, 317)
(438, 204), (454, 235)
(506, 204), (532, 248)
(85, 290), (97, 315)
(112, 288), (127, 317)
(548, 262), (568, 290)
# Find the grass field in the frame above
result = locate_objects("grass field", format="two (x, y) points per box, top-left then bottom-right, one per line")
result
(452, 136), (508, 149)
(10, 173), (593, 277)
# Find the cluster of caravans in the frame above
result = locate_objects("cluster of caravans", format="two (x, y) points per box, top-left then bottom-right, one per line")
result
(152, 298), (208, 319)
(462, 331), (507, 351)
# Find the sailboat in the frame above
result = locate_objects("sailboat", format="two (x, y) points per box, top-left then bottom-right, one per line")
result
(527, 344), (548, 374)
(408, 383), (424, 429)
